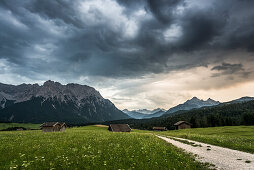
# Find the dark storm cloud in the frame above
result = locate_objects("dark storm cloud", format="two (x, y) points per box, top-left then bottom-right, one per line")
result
(212, 62), (243, 73)
(211, 62), (250, 78)
(0, 0), (254, 80)
(176, 10), (226, 50)
(26, 0), (83, 28)
(147, 0), (183, 24)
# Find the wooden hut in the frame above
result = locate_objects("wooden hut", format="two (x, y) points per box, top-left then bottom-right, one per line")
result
(41, 122), (67, 132)
(16, 128), (25, 131)
(152, 127), (167, 131)
(174, 121), (191, 130)
(108, 124), (131, 132)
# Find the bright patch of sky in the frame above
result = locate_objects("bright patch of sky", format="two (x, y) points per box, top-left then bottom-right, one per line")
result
(163, 24), (183, 42)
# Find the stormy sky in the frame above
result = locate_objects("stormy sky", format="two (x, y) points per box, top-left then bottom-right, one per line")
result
(1, 0), (254, 110)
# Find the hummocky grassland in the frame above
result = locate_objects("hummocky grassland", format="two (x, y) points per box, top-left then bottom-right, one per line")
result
(0, 126), (208, 170)
(157, 126), (254, 153)
(0, 123), (40, 130)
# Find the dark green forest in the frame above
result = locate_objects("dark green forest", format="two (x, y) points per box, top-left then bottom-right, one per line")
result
(105, 101), (254, 130)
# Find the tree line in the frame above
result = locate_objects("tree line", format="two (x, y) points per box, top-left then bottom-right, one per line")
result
(106, 101), (254, 130)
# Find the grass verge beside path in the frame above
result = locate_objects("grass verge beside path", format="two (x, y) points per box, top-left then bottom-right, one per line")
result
(156, 126), (254, 154)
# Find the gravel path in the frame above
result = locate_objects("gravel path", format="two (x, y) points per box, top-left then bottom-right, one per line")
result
(157, 135), (254, 170)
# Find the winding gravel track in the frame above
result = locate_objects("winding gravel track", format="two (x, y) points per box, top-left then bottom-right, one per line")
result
(157, 135), (254, 170)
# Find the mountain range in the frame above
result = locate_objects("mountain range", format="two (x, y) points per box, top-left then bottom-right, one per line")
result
(122, 108), (166, 119)
(123, 96), (254, 119)
(123, 97), (220, 119)
(106, 97), (254, 130)
(165, 97), (220, 114)
(1, 80), (254, 124)
(0, 80), (129, 124)
(134, 108), (167, 114)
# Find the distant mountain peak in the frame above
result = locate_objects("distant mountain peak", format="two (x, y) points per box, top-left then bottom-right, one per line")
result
(186, 97), (202, 103)
(122, 108), (166, 119)
(191, 96), (199, 100)
(187, 97), (219, 103)
(166, 97), (220, 114)
(132, 108), (166, 114)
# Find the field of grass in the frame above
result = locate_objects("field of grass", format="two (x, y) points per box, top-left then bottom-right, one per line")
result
(0, 126), (208, 169)
(157, 126), (254, 153)
(0, 123), (41, 130)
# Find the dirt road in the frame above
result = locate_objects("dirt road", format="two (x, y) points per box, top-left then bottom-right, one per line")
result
(157, 136), (254, 170)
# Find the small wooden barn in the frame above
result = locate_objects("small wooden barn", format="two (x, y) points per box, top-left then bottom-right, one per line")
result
(16, 128), (25, 131)
(152, 127), (167, 131)
(174, 121), (191, 130)
(108, 124), (131, 132)
(41, 122), (67, 132)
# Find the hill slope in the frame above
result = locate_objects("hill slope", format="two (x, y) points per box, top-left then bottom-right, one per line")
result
(227, 96), (254, 104)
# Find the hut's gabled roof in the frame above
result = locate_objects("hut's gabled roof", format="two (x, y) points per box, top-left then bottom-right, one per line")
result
(58, 122), (67, 127)
(109, 124), (131, 132)
(174, 121), (192, 126)
(41, 122), (66, 127)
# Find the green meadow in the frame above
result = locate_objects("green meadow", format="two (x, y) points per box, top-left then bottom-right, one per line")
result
(1, 124), (253, 169)
(0, 125), (208, 170)
(0, 123), (41, 130)
(157, 126), (254, 153)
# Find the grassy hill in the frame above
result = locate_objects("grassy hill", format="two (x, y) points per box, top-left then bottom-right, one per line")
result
(157, 126), (254, 153)
(0, 125), (208, 169)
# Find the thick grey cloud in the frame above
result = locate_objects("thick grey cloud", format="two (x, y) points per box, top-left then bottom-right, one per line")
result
(212, 63), (243, 73)
(147, 0), (182, 24)
(0, 0), (254, 81)
(211, 62), (250, 78)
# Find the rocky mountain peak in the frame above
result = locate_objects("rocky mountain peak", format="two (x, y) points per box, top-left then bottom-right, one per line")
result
(166, 97), (220, 114)
(43, 80), (61, 87)
(187, 97), (219, 105)
(0, 80), (103, 104)
(186, 97), (202, 104)
(206, 98), (220, 104)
